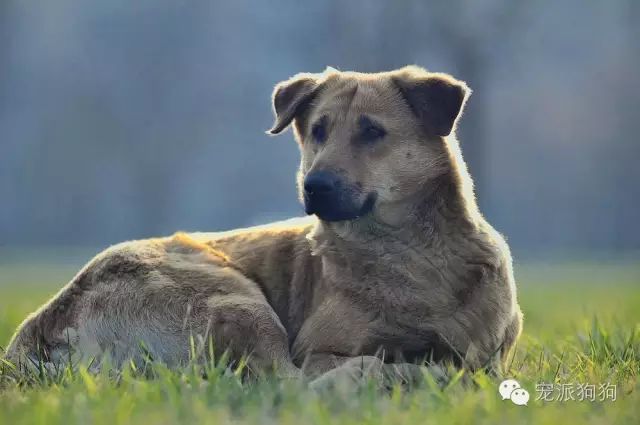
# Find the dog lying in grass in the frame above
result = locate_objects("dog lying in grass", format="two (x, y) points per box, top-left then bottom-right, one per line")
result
(5, 66), (522, 386)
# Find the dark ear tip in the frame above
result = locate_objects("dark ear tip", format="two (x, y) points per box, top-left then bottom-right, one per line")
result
(266, 126), (284, 135)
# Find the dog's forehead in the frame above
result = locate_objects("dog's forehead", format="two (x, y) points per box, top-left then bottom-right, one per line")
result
(314, 74), (408, 119)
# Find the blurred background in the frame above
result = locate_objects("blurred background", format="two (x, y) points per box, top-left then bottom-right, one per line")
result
(0, 0), (639, 266)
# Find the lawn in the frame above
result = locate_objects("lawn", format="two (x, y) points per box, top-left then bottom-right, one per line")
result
(0, 259), (638, 424)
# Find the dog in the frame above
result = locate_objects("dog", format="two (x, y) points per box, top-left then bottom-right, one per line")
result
(4, 66), (522, 384)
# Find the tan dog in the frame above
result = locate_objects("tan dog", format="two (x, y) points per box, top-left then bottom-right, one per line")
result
(5, 66), (522, 383)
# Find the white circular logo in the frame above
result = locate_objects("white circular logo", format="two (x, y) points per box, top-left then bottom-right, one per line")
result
(498, 379), (529, 406)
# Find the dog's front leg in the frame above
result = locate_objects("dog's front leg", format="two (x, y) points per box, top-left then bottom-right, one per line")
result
(303, 355), (447, 392)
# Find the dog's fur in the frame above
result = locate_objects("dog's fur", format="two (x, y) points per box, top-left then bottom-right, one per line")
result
(4, 66), (522, 382)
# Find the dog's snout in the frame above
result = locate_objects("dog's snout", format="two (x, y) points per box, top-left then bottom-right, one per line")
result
(303, 170), (374, 222)
(304, 171), (339, 195)
(303, 171), (346, 220)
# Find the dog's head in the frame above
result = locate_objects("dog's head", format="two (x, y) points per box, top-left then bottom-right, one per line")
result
(268, 66), (470, 223)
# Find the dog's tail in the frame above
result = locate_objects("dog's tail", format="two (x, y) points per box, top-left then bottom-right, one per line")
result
(2, 271), (86, 376)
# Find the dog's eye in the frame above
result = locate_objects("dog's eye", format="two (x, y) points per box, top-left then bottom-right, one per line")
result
(361, 124), (386, 141)
(311, 119), (327, 143)
(358, 116), (386, 143)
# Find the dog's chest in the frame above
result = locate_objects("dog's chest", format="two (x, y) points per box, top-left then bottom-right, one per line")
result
(324, 249), (460, 313)
(290, 290), (450, 363)
(291, 255), (459, 361)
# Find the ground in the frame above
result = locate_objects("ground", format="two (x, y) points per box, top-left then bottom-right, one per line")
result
(0, 259), (638, 425)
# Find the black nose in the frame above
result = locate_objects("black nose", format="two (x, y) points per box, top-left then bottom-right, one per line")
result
(304, 171), (339, 195)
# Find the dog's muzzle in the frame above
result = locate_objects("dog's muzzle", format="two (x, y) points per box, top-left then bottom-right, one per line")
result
(303, 171), (376, 222)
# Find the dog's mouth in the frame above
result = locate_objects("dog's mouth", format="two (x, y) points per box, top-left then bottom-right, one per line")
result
(305, 192), (377, 222)
(357, 192), (377, 217)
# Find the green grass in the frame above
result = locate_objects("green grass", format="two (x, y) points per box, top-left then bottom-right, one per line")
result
(0, 260), (639, 424)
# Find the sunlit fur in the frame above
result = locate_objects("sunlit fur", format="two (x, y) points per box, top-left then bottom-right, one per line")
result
(5, 66), (522, 384)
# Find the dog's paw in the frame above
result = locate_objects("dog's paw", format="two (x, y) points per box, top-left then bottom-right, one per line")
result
(308, 356), (385, 393)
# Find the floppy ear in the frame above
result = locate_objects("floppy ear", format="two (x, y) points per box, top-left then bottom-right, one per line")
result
(393, 68), (470, 137)
(267, 74), (319, 135)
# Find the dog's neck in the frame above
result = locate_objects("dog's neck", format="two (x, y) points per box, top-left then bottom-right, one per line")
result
(307, 168), (482, 259)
